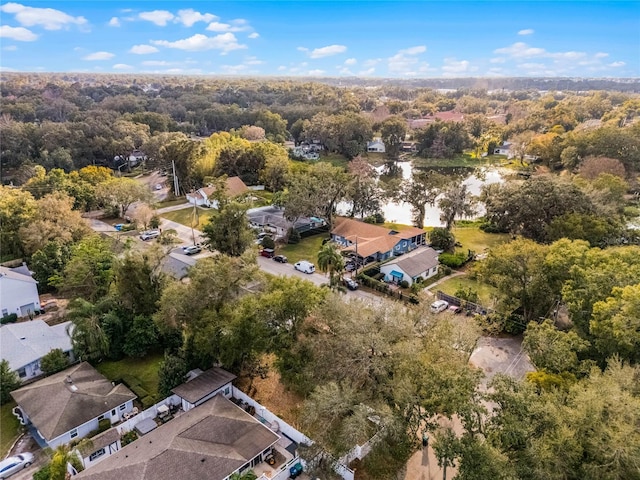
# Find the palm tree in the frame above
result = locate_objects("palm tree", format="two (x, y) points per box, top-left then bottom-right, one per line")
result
(229, 471), (257, 480)
(317, 243), (345, 287)
(438, 183), (478, 231)
(67, 299), (110, 362)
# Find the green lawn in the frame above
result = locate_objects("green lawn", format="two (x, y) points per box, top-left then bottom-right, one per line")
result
(318, 153), (350, 169)
(161, 206), (216, 230)
(432, 275), (499, 307)
(278, 233), (330, 265)
(95, 353), (164, 401)
(154, 197), (188, 208)
(1, 401), (22, 457)
(452, 226), (510, 255)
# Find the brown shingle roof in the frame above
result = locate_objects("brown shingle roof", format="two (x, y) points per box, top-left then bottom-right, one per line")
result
(172, 367), (236, 404)
(200, 177), (249, 199)
(11, 362), (135, 441)
(76, 395), (280, 480)
(332, 217), (425, 257)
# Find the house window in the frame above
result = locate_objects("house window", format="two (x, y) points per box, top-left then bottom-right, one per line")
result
(17, 368), (26, 378)
(89, 448), (105, 461)
(1, 309), (7, 317)
(119, 404), (126, 411)
(111, 409), (116, 416)
(224, 386), (230, 395)
(98, 414), (105, 421)
(70, 429), (78, 439)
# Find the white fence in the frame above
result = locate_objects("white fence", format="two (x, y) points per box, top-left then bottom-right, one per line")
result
(339, 429), (384, 467)
(232, 387), (355, 480)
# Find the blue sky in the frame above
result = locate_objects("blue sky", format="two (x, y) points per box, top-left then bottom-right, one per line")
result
(1, 1), (638, 77)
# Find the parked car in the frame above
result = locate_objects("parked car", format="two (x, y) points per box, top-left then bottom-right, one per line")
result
(273, 255), (288, 263)
(448, 305), (463, 314)
(343, 278), (359, 290)
(0, 453), (34, 479)
(294, 260), (315, 274)
(260, 248), (275, 258)
(345, 262), (356, 272)
(430, 300), (449, 314)
(154, 183), (163, 191)
(182, 245), (201, 255)
(140, 230), (160, 241)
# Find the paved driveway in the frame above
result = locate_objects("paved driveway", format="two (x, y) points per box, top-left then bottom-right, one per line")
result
(470, 335), (534, 385)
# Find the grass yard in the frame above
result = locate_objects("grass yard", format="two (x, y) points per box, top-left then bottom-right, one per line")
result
(1, 401), (22, 457)
(452, 226), (510, 254)
(161, 206), (216, 230)
(433, 275), (499, 307)
(154, 197), (188, 208)
(318, 152), (350, 169)
(95, 352), (164, 402)
(278, 233), (330, 265)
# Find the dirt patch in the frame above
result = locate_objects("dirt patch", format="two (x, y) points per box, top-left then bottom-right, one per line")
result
(39, 294), (69, 325)
(236, 354), (305, 430)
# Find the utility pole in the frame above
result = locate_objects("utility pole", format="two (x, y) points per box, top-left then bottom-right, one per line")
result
(172, 160), (179, 197)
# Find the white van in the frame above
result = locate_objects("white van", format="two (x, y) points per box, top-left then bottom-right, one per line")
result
(294, 260), (315, 274)
(140, 230), (160, 241)
(430, 300), (449, 314)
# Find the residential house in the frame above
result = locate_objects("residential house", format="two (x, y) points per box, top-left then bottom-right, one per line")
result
(493, 142), (512, 156)
(331, 217), (426, 263)
(75, 394), (281, 480)
(11, 362), (136, 448)
(0, 319), (74, 382)
(380, 247), (440, 286)
(79, 427), (121, 469)
(247, 206), (327, 239)
(186, 176), (249, 208)
(0, 265), (41, 318)
(367, 138), (386, 153)
(171, 367), (236, 412)
(408, 111), (465, 129)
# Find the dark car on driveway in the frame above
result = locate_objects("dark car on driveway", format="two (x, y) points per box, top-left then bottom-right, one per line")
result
(343, 278), (359, 290)
(273, 254), (288, 263)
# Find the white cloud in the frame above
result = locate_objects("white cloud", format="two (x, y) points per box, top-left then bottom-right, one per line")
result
(129, 44), (159, 54)
(338, 67), (354, 75)
(608, 61), (625, 67)
(113, 63), (132, 70)
(0, 25), (38, 41)
(244, 56), (264, 65)
(308, 69), (325, 75)
(221, 64), (248, 74)
(307, 44), (347, 59)
(494, 42), (546, 58)
(595, 52), (609, 58)
(206, 19), (251, 33)
(248, 32), (259, 39)
(297, 47), (308, 52)
(363, 58), (381, 67)
(490, 57), (506, 64)
(141, 60), (171, 66)
(442, 58), (475, 76)
(139, 10), (174, 26)
(3, 45), (18, 51)
(344, 58), (357, 65)
(359, 68), (375, 76)
(152, 33), (246, 53)
(0, 2), (87, 30)
(518, 29), (534, 35)
(175, 9), (217, 27)
(108, 17), (120, 27)
(387, 46), (428, 74)
(398, 45), (426, 55)
(277, 65), (287, 71)
(83, 51), (115, 61)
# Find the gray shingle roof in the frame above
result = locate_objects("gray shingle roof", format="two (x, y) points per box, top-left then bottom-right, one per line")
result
(172, 367), (236, 404)
(76, 395), (280, 480)
(0, 320), (73, 371)
(11, 362), (136, 441)
(385, 247), (439, 278)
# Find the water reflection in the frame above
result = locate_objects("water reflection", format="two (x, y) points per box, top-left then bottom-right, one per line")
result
(339, 162), (504, 227)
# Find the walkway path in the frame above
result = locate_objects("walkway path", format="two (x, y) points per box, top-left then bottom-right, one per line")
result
(156, 202), (191, 214)
(424, 271), (466, 296)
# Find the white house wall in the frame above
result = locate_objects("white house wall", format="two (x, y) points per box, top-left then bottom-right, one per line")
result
(0, 277), (40, 317)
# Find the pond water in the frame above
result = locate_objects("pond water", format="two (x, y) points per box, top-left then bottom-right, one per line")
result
(338, 162), (504, 227)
